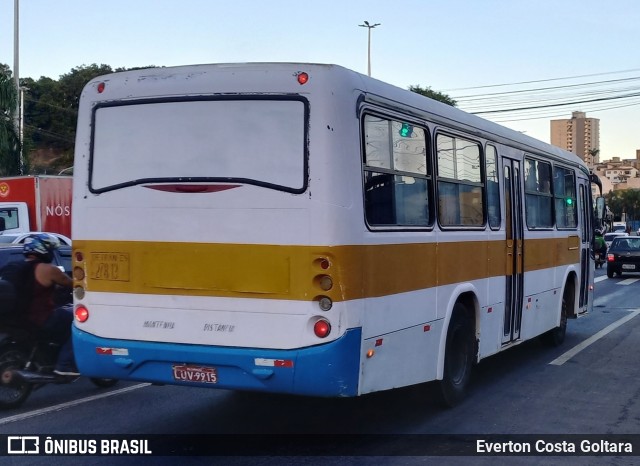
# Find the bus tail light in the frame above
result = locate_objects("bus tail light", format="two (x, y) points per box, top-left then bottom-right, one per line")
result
(75, 305), (89, 323)
(314, 319), (331, 338)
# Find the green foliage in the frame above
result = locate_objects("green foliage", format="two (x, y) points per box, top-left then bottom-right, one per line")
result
(605, 189), (640, 223)
(408, 85), (457, 107)
(18, 64), (157, 171)
(0, 71), (21, 175)
(24, 64), (115, 154)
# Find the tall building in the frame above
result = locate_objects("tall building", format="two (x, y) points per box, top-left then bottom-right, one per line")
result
(550, 111), (600, 165)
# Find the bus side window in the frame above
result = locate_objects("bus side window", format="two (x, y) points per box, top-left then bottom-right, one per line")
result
(524, 158), (553, 229)
(365, 173), (394, 225)
(553, 166), (577, 229)
(486, 145), (501, 229)
(436, 134), (484, 227)
(363, 115), (430, 227)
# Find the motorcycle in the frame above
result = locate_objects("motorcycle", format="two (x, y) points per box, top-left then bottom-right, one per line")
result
(0, 280), (118, 409)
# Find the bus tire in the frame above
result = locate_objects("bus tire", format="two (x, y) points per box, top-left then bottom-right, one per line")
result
(436, 304), (475, 407)
(541, 285), (569, 346)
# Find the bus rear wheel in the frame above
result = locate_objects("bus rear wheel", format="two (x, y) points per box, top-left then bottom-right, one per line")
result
(437, 304), (475, 407)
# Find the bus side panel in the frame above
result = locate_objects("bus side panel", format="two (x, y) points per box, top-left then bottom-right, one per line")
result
(72, 326), (361, 397)
(359, 319), (444, 394)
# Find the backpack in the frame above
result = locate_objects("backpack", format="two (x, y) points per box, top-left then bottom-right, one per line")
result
(0, 260), (36, 315)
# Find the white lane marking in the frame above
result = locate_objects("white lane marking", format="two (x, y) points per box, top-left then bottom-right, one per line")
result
(618, 278), (640, 285)
(594, 276), (608, 283)
(0, 383), (151, 426)
(549, 309), (640, 366)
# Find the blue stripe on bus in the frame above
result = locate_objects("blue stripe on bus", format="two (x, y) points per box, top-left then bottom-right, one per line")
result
(72, 327), (361, 397)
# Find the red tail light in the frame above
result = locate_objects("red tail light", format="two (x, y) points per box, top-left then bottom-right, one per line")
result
(75, 305), (89, 323)
(313, 319), (331, 338)
(607, 254), (615, 262)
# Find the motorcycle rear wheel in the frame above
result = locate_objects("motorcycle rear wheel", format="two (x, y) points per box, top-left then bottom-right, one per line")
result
(0, 349), (33, 409)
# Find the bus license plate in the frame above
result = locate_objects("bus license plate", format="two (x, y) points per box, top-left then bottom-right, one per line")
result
(172, 365), (218, 384)
(622, 264), (636, 270)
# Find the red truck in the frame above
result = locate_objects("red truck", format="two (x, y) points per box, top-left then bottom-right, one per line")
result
(0, 176), (72, 238)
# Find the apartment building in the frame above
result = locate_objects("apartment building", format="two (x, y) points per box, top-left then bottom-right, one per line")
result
(550, 111), (600, 166)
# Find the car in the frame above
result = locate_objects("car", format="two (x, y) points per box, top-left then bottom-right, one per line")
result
(0, 232), (71, 246)
(604, 232), (629, 250)
(606, 237), (640, 278)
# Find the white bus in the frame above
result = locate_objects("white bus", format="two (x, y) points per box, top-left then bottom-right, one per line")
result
(71, 63), (603, 406)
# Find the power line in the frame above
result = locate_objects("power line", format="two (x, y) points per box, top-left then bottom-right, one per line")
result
(454, 76), (640, 102)
(443, 67), (640, 125)
(471, 91), (640, 115)
(442, 68), (640, 92)
(24, 124), (74, 144)
(490, 99), (640, 123)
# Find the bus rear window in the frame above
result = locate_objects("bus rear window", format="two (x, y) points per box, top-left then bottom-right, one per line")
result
(90, 98), (307, 193)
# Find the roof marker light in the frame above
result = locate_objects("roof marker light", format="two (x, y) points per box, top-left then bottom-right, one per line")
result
(297, 72), (309, 85)
(97, 82), (106, 93)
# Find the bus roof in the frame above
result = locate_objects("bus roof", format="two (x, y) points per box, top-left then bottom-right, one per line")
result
(84, 62), (586, 171)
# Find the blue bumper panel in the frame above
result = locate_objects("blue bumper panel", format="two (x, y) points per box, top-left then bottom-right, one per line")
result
(73, 326), (361, 397)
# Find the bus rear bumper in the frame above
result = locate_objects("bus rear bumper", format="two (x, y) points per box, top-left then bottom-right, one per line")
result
(72, 327), (361, 397)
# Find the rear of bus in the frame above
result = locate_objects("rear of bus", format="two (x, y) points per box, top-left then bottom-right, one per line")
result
(71, 64), (366, 396)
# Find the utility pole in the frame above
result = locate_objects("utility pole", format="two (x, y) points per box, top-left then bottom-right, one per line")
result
(358, 21), (380, 77)
(14, 0), (23, 174)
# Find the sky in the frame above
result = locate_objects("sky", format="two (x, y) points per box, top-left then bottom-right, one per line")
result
(2, 0), (640, 159)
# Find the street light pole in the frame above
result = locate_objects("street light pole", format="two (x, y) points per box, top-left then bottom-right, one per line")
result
(358, 21), (380, 77)
(19, 86), (28, 174)
(14, 0), (23, 174)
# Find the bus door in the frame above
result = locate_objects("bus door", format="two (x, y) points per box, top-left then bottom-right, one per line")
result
(502, 158), (524, 344)
(578, 181), (592, 312)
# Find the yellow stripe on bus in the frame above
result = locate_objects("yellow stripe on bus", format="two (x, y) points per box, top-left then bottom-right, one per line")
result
(74, 237), (581, 302)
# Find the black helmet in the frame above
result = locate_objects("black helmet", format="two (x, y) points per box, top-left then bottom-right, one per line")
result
(23, 233), (60, 263)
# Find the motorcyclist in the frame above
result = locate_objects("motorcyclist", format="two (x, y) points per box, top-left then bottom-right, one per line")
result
(22, 234), (78, 376)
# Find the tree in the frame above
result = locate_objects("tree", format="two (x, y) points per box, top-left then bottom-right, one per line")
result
(605, 189), (640, 225)
(408, 85), (457, 107)
(0, 66), (21, 175)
